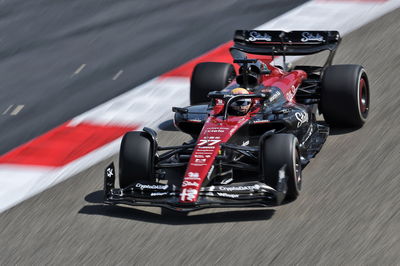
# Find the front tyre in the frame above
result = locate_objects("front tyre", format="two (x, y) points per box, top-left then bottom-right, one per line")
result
(261, 134), (301, 201)
(321, 64), (370, 127)
(119, 131), (153, 188)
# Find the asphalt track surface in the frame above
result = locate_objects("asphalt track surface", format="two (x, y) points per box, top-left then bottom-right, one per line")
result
(2, 4), (400, 266)
(0, 0), (305, 155)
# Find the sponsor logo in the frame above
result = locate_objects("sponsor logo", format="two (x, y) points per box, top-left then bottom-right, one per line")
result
(195, 158), (206, 163)
(207, 127), (229, 130)
(150, 192), (169, 197)
(253, 120), (270, 124)
(206, 129), (226, 133)
(191, 163), (207, 167)
(248, 31), (272, 42)
(301, 32), (324, 42)
(197, 146), (216, 150)
(295, 111), (309, 127)
(180, 188), (198, 201)
(135, 183), (168, 190)
(261, 87), (272, 93)
(216, 192), (239, 199)
(185, 172), (200, 180)
(219, 184), (261, 191)
(215, 99), (224, 105)
(106, 168), (114, 177)
(269, 91), (281, 102)
(182, 181), (199, 187)
(194, 152), (213, 156)
(194, 154), (204, 158)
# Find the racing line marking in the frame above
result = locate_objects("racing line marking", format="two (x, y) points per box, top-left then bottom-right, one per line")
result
(112, 70), (124, 80)
(10, 105), (24, 116)
(72, 64), (86, 76)
(2, 105), (13, 115)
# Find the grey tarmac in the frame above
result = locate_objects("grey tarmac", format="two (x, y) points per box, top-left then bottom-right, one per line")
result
(1, 4), (400, 266)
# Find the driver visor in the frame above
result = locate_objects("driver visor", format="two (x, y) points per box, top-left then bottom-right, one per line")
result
(234, 99), (251, 106)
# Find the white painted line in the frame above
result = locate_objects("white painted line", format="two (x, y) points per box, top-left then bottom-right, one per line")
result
(69, 77), (190, 127)
(72, 64), (86, 76)
(10, 105), (24, 116)
(112, 70), (124, 80)
(2, 105), (13, 115)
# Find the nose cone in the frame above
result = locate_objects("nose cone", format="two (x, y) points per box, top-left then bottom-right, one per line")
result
(179, 115), (250, 203)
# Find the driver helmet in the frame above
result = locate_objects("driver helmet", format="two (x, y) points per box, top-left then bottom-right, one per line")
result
(229, 87), (252, 115)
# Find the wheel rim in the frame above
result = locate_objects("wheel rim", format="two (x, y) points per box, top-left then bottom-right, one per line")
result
(358, 77), (369, 119)
(292, 147), (302, 192)
(295, 150), (302, 191)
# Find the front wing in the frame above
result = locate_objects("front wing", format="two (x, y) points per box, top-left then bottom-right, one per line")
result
(104, 163), (286, 212)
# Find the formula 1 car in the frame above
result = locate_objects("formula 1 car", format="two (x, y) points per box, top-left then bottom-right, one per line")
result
(103, 30), (370, 212)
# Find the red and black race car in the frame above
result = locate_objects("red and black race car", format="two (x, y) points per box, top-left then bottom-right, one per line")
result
(103, 30), (370, 212)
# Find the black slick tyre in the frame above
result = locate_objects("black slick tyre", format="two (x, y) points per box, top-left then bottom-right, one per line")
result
(119, 131), (153, 188)
(190, 62), (236, 105)
(261, 134), (301, 201)
(321, 64), (370, 127)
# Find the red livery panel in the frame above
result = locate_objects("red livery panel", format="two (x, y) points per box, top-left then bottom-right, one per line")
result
(180, 115), (249, 203)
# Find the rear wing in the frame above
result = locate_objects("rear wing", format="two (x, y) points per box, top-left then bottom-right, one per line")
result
(231, 30), (341, 67)
(232, 30), (341, 56)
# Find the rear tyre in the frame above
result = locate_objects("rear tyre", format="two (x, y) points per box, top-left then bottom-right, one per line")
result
(190, 62), (236, 105)
(261, 134), (301, 201)
(321, 64), (370, 127)
(119, 131), (153, 188)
